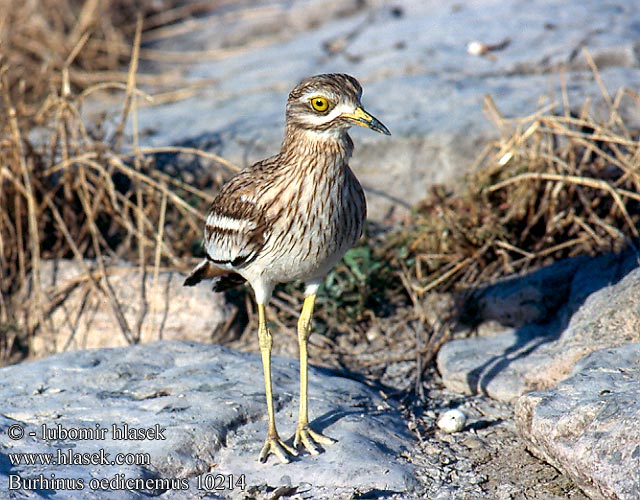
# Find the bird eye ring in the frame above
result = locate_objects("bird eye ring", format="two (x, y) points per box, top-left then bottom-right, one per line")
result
(310, 96), (330, 112)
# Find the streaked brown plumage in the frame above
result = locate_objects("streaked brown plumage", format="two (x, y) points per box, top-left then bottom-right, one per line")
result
(185, 73), (390, 463)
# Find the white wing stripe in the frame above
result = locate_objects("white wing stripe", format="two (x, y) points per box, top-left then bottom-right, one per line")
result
(206, 213), (256, 232)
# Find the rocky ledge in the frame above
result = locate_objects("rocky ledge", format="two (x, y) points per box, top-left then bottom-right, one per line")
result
(438, 250), (640, 499)
(0, 342), (416, 499)
(516, 343), (640, 500)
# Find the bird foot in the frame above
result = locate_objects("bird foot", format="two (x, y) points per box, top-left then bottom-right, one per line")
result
(259, 434), (298, 464)
(293, 425), (337, 455)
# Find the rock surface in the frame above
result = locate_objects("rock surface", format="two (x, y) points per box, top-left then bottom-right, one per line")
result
(437, 251), (639, 401)
(516, 343), (640, 500)
(19, 260), (234, 357)
(112, 0), (640, 221)
(411, 374), (588, 500)
(0, 341), (416, 499)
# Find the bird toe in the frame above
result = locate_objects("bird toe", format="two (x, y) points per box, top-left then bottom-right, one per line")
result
(294, 425), (336, 455)
(259, 435), (298, 464)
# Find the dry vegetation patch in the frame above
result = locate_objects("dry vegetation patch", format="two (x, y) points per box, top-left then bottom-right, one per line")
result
(0, 0), (218, 106)
(1, 2), (638, 380)
(392, 66), (640, 298)
(351, 60), (640, 381)
(0, 0), (232, 363)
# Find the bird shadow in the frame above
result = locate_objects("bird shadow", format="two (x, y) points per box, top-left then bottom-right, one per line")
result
(465, 321), (561, 396)
(278, 365), (409, 459)
(308, 404), (380, 436)
(289, 406), (401, 460)
(459, 248), (639, 396)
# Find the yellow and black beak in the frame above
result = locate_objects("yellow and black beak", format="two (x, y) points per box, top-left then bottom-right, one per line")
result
(342, 107), (391, 136)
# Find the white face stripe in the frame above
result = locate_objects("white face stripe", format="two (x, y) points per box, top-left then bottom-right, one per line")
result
(300, 95), (357, 127)
(206, 213), (255, 232)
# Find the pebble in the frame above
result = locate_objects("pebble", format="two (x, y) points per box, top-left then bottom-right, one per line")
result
(437, 409), (467, 433)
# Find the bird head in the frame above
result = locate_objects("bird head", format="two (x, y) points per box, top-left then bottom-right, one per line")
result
(285, 74), (391, 138)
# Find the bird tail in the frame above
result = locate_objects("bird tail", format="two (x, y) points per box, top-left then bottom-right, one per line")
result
(183, 259), (246, 292)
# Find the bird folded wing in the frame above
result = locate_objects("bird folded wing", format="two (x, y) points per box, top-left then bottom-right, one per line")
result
(204, 196), (267, 268)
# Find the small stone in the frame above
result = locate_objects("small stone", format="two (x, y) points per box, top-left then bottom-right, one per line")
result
(438, 409), (467, 433)
(467, 41), (490, 56)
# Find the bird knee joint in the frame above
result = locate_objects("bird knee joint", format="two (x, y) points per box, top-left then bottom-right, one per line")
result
(259, 330), (272, 351)
(297, 322), (311, 342)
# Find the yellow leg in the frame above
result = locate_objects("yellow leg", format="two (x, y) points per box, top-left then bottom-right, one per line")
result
(293, 294), (337, 454)
(257, 303), (297, 463)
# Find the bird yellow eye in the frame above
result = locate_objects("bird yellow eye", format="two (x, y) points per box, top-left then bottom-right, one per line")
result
(310, 96), (330, 112)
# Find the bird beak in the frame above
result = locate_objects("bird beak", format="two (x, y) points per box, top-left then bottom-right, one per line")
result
(342, 107), (391, 135)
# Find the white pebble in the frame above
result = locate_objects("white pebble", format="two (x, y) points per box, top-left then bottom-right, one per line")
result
(467, 41), (489, 56)
(437, 409), (467, 433)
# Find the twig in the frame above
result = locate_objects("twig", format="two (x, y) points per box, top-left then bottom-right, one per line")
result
(146, 188), (168, 341)
(114, 15), (142, 152)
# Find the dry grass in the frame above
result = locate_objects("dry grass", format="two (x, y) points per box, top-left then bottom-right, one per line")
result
(0, 1), (235, 363)
(0, 0), (221, 107)
(393, 56), (640, 305)
(323, 53), (640, 379)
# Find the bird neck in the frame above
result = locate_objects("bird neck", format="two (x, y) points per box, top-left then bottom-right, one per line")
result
(280, 125), (354, 170)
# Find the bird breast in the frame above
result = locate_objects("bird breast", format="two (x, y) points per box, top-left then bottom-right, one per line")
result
(256, 158), (366, 285)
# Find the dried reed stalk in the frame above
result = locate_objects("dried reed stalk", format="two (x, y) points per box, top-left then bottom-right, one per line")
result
(396, 51), (640, 299)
